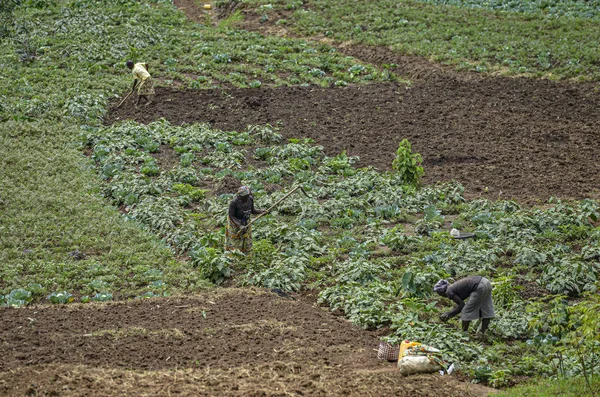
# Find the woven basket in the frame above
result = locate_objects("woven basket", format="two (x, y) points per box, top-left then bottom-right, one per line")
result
(377, 341), (400, 361)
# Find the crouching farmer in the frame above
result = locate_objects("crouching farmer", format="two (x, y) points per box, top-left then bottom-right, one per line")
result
(433, 276), (495, 338)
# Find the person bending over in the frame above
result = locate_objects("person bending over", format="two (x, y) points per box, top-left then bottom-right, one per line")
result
(126, 60), (155, 107)
(433, 276), (495, 338)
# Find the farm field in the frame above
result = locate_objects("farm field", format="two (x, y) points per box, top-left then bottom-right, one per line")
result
(1, 0), (600, 395)
(108, 74), (600, 203)
(0, 288), (494, 396)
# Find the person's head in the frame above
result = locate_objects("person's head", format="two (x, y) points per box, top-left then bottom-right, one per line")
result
(236, 185), (251, 201)
(433, 279), (449, 296)
(126, 60), (134, 69)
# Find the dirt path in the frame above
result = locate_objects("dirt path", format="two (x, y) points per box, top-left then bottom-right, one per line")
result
(0, 289), (494, 396)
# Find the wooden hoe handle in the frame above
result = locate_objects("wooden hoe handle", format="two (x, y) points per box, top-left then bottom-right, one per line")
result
(244, 186), (310, 229)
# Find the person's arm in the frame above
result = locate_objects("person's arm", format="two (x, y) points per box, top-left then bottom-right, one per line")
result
(228, 200), (243, 227)
(441, 292), (465, 321)
(131, 78), (138, 92)
(250, 197), (264, 214)
(144, 63), (149, 72)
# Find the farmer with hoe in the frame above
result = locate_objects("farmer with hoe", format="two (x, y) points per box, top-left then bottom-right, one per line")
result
(126, 60), (155, 107)
(225, 186), (264, 254)
(434, 276), (495, 338)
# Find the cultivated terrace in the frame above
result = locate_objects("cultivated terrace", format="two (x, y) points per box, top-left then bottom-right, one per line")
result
(1, 0), (599, 396)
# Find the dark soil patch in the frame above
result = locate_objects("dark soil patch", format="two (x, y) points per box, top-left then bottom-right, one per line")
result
(106, 78), (600, 203)
(515, 278), (550, 300)
(0, 289), (495, 396)
(150, 144), (180, 170)
(214, 175), (241, 196)
(0, 364), (495, 397)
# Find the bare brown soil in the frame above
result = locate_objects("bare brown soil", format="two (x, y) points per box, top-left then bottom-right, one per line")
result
(173, 0), (211, 22)
(107, 75), (600, 204)
(214, 174), (242, 195)
(0, 289), (494, 396)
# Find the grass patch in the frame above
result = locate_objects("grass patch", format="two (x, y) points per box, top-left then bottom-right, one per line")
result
(0, 120), (203, 298)
(496, 376), (600, 396)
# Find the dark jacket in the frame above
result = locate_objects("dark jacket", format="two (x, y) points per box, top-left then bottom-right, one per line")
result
(444, 276), (483, 318)
(228, 196), (260, 226)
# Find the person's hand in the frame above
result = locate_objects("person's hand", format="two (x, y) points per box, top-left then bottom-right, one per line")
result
(440, 313), (450, 322)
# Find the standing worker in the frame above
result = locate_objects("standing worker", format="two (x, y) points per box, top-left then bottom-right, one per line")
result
(433, 276), (495, 338)
(225, 186), (264, 254)
(126, 60), (155, 107)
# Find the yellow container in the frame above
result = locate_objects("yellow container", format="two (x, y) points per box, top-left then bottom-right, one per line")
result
(203, 4), (212, 9)
(398, 340), (421, 363)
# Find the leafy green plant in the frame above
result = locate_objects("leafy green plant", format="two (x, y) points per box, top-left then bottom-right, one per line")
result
(92, 292), (113, 302)
(382, 227), (423, 253)
(335, 258), (390, 286)
(180, 152), (195, 167)
(172, 183), (206, 201)
(320, 150), (358, 175)
(140, 160), (160, 176)
(47, 291), (75, 304)
(493, 276), (522, 308)
(87, 279), (110, 293)
(246, 256), (307, 291)
(473, 365), (493, 384)
(189, 246), (234, 284)
(1, 288), (33, 307)
(415, 205), (444, 235)
(247, 124), (283, 144)
(391, 139), (424, 187)
(540, 259), (598, 296)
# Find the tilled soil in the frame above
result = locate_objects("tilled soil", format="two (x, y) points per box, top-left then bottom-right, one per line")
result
(0, 289), (494, 396)
(106, 74), (600, 204)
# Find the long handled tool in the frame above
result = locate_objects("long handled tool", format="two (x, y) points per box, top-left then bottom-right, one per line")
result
(115, 90), (134, 108)
(244, 185), (310, 229)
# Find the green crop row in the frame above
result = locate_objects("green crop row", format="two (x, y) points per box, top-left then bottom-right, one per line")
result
(413, 0), (600, 19)
(239, 0), (600, 80)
